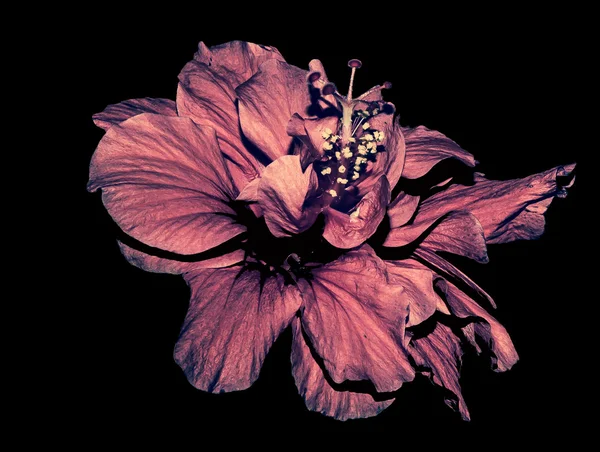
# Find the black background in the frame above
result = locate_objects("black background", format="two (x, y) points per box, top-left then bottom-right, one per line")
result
(76, 8), (587, 444)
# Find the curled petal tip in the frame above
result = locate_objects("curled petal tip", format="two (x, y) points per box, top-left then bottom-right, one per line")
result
(558, 163), (576, 176)
(348, 59), (362, 68)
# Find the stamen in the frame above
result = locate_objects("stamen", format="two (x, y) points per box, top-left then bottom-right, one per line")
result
(323, 141), (333, 151)
(357, 81), (392, 101)
(321, 167), (332, 175)
(338, 165), (347, 173)
(328, 189), (338, 198)
(336, 177), (348, 184)
(350, 207), (360, 221)
(321, 128), (333, 139)
(362, 122), (370, 130)
(347, 59), (362, 101)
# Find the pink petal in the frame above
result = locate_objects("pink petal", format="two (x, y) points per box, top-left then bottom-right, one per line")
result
(401, 125), (476, 179)
(177, 60), (263, 191)
(193, 41), (285, 88)
(300, 245), (415, 393)
(382, 119), (407, 191)
(410, 323), (470, 420)
(355, 111), (397, 195)
(323, 176), (391, 249)
(385, 209), (489, 264)
(257, 155), (319, 237)
(175, 265), (302, 393)
(435, 277), (519, 372)
(388, 192), (420, 229)
(88, 113), (245, 255)
(287, 113), (339, 169)
(117, 241), (245, 274)
(414, 247), (496, 309)
(385, 259), (450, 328)
(92, 98), (176, 131)
(291, 318), (394, 421)
(237, 60), (311, 161)
(420, 212), (489, 264)
(417, 164), (576, 244)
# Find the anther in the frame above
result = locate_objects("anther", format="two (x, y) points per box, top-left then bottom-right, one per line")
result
(308, 72), (321, 83)
(322, 83), (337, 96)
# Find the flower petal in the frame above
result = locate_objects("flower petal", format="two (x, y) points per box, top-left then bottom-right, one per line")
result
(92, 97), (176, 131)
(237, 60), (311, 161)
(385, 209), (489, 264)
(174, 265), (302, 393)
(420, 212), (489, 264)
(291, 317), (394, 421)
(299, 245), (415, 393)
(414, 247), (496, 310)
(434, 277), (519, 372)
(401, 125), (476, 179)
(257, 155), (319, 237)
(193, 40), (285, 88)
(385, 259), (449, 328)
(323, 176), (391, 249)
(88, 113), (245, 255)
(287, 113), (339, 169)
(117, 241), (245, 275)
(387, 192), (420, 229)
(415, 164), (576, 244)
(410, 323), (470, 420)
(177, 60), (263, 191)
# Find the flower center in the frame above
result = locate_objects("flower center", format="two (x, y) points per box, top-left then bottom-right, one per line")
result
(309, 60), (393, 211)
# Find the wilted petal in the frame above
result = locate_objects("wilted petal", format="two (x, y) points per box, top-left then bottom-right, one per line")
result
(388, 192), (420, 229)
(355, 110), (396, 195)
(237, 60), (311, 161)
(88, 114), (245, 255)
(382, 119), (407, 191)
(193, 40), (285, 87)
(385, 259), (449, 328)
(429, 165), (576, 244)
(385, 209), (489, 264)
(414, 247), (496, 309)
(401, 126), (476, 179)
(323, 176), (390, 249)
(435, 278), (519, 372)
(118, 241), (245, 275)
(420, 212), (489, 264)
(92, 97), (176, 131)
(258, 155), (319, 237)
(174, 266), (302, 393)
(177, 60), (263, 190)
(291, 318), (394, 421)
(287, 113), (339, 168)
(300, 245), (415, 393)
(410, 323), (470, 420)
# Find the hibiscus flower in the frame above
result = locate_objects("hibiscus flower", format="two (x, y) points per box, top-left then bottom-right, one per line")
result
(88, 40), (575, 421)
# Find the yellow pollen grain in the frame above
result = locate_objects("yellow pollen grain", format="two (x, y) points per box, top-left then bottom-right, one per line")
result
(328, 189), (337, 197)
(323, 141), (333, 151)
(321, 167), (332, 175)
(335, 151), (341, 159)
(362, 122), (370, 130)
(336, 177), (348, 184)
(338, 165), (346, 173)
